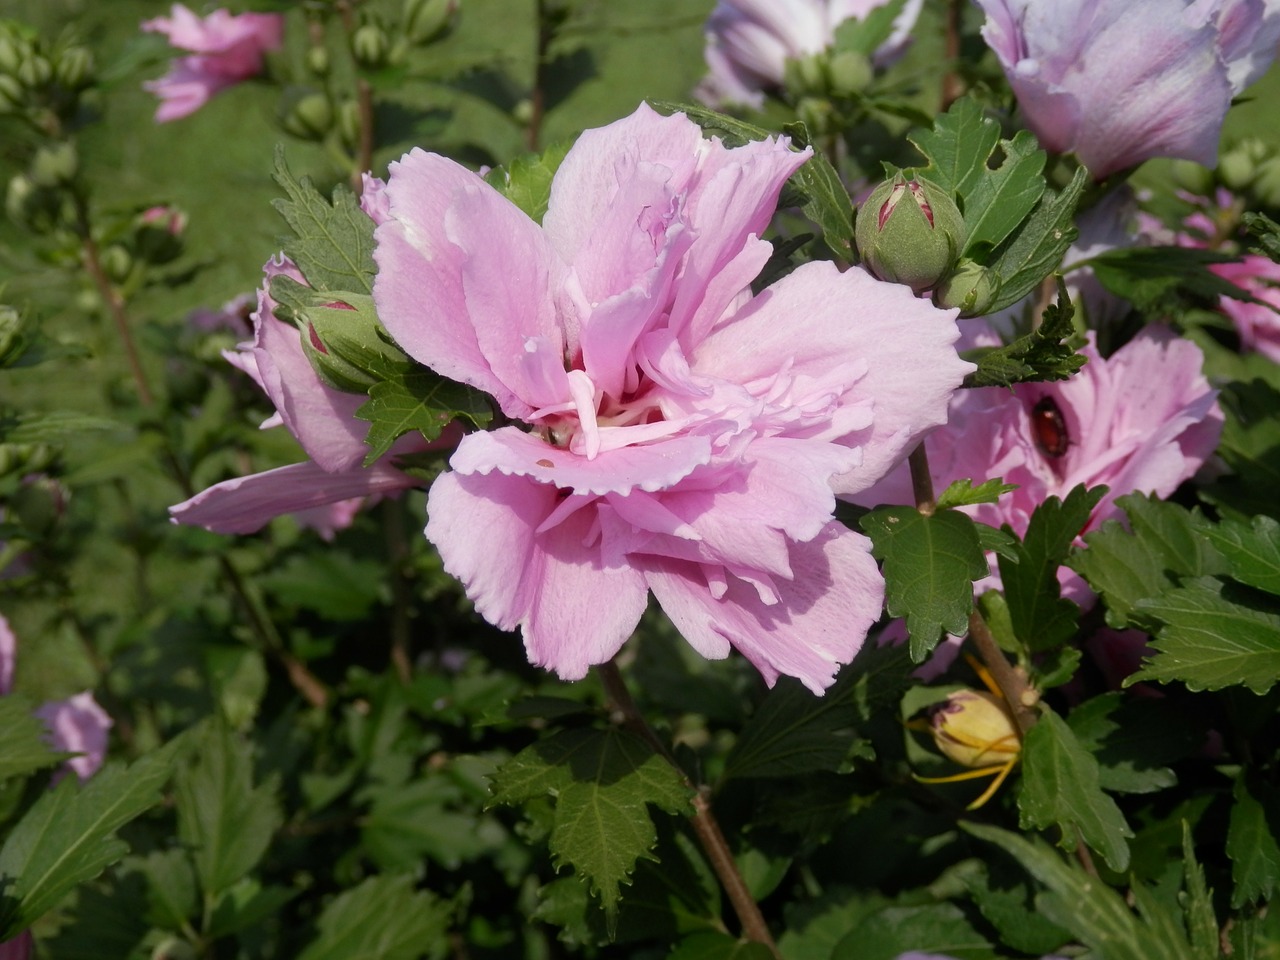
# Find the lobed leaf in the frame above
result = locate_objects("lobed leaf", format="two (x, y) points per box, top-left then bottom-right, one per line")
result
(860, 506), (988, 661)
(357, 370), (492, 464)
(962, 280), (1087, 388)
(1089, 246), (1260, 314)
(1203, 513), (1280, 597)
(935, 477), (1018, 509)
(484, 140), (570, 224)
(296, 874), (451, 960)
(1226, 774), (1280, 908)
(0, 697), (65, 783)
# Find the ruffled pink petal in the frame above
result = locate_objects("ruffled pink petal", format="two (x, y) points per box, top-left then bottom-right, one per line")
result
(447, 426), (714, 496)
(35, 691), (112, 782)
(0, 613), (15, 695)
(643, 522), (884, 694)
(169, 460), (416, 535)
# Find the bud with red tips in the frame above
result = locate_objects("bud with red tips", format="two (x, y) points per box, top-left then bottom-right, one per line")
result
(856, 174), (965, 294)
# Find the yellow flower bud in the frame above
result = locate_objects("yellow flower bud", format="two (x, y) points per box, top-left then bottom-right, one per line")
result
(928, 689), (1020, 769)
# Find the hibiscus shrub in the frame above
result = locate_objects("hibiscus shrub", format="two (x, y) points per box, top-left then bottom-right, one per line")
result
(2, 1), (1280, 958)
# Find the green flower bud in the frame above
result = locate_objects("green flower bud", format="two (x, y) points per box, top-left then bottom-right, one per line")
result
(0, 73), (23, 112)
(1253, 156), (1280, 209)
(0, 35), (25, 75)
(1169, 160), (1214, 197)
(305, 44), (331, 77)
(856, 174), (965, 293)
(54, 44), (93, 89)
(4, 173), (61, 231)
(99, 243), (133, 283)
(0, 442), (55, 480)
(511, 98), (534, 126)
(29, 140), (78, 187)
(783, 53), (827, 98)
(351, 23), (389, 68)
(16, 52), (51, 88)
(1218, 138), (1269, 192)
(934, 258), (998, 316)
(335, 96), (361, 151)
(828, 50), (872, 97)
(0, 304), (25, 367)
(403, 0), (457, 44)
(281, 92), (334, 140)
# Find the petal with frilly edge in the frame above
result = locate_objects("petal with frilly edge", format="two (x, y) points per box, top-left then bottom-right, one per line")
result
(169, 460), (417, 535)
(643, 522), (884, 694)
(374, 151), (562, 420)
(692, 260), (972, 494)
(35, 691), (113, 782)
(426, 470), (649, 679)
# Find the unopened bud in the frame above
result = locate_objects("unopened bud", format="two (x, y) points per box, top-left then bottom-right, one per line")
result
(1169, 160), (1214, 197)
(404, 0), (457, 43)
(1253, 156), (1280, 209)
(29, 140), (78, 187)
(305, 44), (330, 77)
(0, 304), (24, 366)
(928, 689), (1020, 769)
(1218, 138), (1269, 192)
(54, 44), (93, 89)
(336, 97), (361, 151)
(0, 73), (23, 112)
(856, 174), (965, 293)
(0, 35), (25, 75)
(16, 52), (51, 88)
(99, 243), (133, 283)
(828, 50), (872, 97)
(783, 53), (827, 98)
(281, 92), (333, 140)
(934, 258), (998, 316)
(351, 23), (389, 68)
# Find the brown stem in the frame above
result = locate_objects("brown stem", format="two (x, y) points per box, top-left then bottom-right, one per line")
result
(941, 0), (964, 109)
(967, 609), (1037, 738)
(908, 442), (936, 515)
(528, 0), (552, 152)
(596, 662), (778, 956)
(78, 214), (154, 407)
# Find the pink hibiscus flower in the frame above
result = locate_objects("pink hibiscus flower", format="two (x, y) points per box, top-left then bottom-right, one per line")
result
(372, 103), (972, 693)
(142, 4), (284, 122)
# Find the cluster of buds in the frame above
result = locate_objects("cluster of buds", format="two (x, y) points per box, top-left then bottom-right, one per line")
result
(0, 20), (94, 125)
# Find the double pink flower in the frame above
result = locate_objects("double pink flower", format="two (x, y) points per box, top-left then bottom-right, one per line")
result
(372, 104), (971, 692)
(142, 4), (283, 123)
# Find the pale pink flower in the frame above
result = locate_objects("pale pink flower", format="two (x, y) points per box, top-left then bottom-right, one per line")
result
(976, 0), (1280, 179)
(0, 613), (14, 694)
(1211, 255), (1280, 361)
(373, 103), (972, 693)
(169, 248), (436, 536)
(698, 0), (923, 107)
(142, 4), (283, 122)
(859, 326), (1222, 600)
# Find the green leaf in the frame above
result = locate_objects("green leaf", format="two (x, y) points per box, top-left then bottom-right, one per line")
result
(1018, 706), (1133, 872)
(356, 370), (492, 464)
(1227, 774), (1280, 907)
(722, 642), (912, 781)
(1066, 692), (1203, 795)
(1203, 513), (1280, 596)
(647, 100), (853, 257)
(1130, 577), (1280, 693)
(4, 411), (122, 444)
(208, 879), (297, 939)
(0, 697), (65, 783)
(985, 167), (1089, 314)
(859, 506), (989, 661)
(1182, 822), (1219, 960)
(272, 147), (376, 295)
(935, 477), (1018, 509)
(666, 931), (776, 960)
(963, 823), (1192, 960)
(176, 721), (283, 899)
(999, 484), (1106, 653)
(956, 131), (1046, 257)
(1089, 246), (1258, 314)
(0, 741), (180, 937)
(136, 849), (197, 930)
(831, 0), (907, 58)
(1244, 210), (1280, 262)
(962, 279), (1087, 387)
(908, 97), (1001, 202)
(1205, 380), (1280, 520)
(489, 727), (692, 920)
(830, 901), (994, 960)
(962, 859), (1071, 957)
(1071, 494), (1227, 630)
(484, 140), (570, 223)
(296, 874), (451, 960)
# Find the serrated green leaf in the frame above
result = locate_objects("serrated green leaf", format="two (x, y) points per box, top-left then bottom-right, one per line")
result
(908, 97), (1001, 202)
(297, 874), (451, 960)
(962, 859), (1072, 957)
(1204, 513), (1280, 597)
(1067, 692), (1203, 794)
(722, 643), (912, 781)
(271, 147), (376, 295)
(936, 477), (1018, 509)
(1244, 210), (1280, 262)
(647, 100), (853, 257)
(999, 484), (1106, 653)
(137, 848), (197, 930)
(963, 822), (1191, 960)
(484, 140), (570, 223)
(1018, 707), (1133, 872)
(0, 740), (180, 937)
(4, 411), (121, 444)
(356, 370), (491, 464)
(958, 130), (1046, 256)
(0, 697), (65, 782)
(1071, 494), (1227, 629)
(1089, 246), (1257, 314)
(986, 167), (1088, 314)
(489, 727), (692, 918)
(962, 280), (1087, 388)
(207, 878), (297, 939)
(1205, 380), (1280, 520)
(667, 931), (776, 960)
(1182, 822), (1219, 960)
(176, 721), (282, 899)
(1227, 774), (1280, 907)
(831, 901), (993, 960)
(859, 506), (988, 661)
(1130, 577), (1280, 693)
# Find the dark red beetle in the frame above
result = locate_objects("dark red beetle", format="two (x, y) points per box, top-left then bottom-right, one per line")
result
(1031, 396), (1069, 458)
